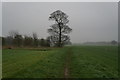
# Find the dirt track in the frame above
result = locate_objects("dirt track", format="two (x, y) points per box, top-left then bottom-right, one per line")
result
(64, 48), (72, 79)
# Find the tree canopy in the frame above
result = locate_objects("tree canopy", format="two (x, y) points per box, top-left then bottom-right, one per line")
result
(48, 10), (72, 47)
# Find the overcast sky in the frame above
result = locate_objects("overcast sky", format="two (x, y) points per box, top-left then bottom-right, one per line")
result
(2, 2), (118, 43)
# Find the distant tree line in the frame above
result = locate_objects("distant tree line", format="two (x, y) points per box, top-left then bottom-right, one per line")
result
(2, 31), (51, 48)
(2, 10), (72, 48)
(83, 40), (118, 46)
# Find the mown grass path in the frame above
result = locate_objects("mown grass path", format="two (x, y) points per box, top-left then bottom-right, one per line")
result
(64, 47), (72, 78)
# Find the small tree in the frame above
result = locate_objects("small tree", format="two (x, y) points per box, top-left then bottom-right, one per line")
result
(48, 10), (72, 47)
(5, 36), (13, 46)
(33, 33), (39, 47)
(7, 30), (19, 47)
(2, 37), (5, 46)
(13, 34), (23, 47)
(9, 30), (19, 38)
(23, 35), (33, 47)
(45, 37), (51, 47)
(111, 40), (117, 45)
(39, 38), (45, 47)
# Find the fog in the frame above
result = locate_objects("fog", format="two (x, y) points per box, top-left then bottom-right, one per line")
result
(2, 2), (118, 43)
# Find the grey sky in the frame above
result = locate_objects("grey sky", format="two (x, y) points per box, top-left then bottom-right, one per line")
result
(0, 2), (2, 37)
(2, 2), (118, 43)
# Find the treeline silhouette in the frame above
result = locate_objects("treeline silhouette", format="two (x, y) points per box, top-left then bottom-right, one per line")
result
(2, 31), (50, 48)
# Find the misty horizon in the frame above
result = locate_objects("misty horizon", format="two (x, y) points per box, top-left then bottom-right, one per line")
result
(2, 2), (118, 43)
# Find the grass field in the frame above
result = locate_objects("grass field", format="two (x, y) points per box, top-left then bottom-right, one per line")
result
(0, 49), (2, 79)
(70, 46), (118, 78)
(2, 46), (118, 78)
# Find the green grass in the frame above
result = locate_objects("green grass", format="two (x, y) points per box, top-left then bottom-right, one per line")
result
(2, 48), (66, 78)
(2, 46), (118, 78)
(0, 49), (2, 79)
(70, 46), (118, 78)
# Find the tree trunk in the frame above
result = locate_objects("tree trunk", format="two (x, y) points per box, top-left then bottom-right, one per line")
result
(58, 23), (62, 47)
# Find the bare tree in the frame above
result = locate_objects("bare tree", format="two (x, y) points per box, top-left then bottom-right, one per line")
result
(9, 30), (19, 38)
(39, 38), (45, 47)
(8, 30), (20, 47)
(8, 31), (23, 47)
(13, 34), (23, 47)
(32, 33), (39, 47)
(48, 10), (72, 47)
(24, 35), (33, 47)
